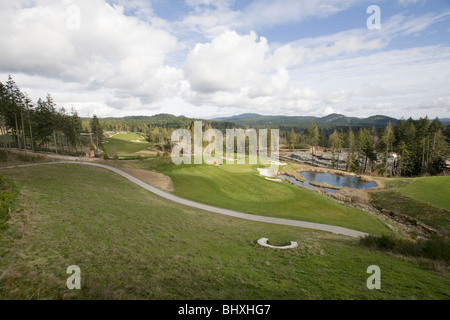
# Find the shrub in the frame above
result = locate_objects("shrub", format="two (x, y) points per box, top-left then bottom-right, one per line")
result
(360, 234), (396, 250)
(0, 150), (8, 162)
(360, 234), (450, 263)
(422, 237), (450, 262)
(17, 153), (36, 162)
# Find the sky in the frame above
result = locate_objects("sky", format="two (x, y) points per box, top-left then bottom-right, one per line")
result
(0, 0), (450, 120)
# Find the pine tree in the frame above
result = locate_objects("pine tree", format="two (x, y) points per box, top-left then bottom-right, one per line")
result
(380, 121), (395, 176)
(346, 127), (357, 172)
(288, 128), (297, 152)
(90, 115), (103, 151)
(307, 120), (319, 164)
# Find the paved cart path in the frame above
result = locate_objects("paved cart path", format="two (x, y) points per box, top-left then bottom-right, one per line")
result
(1, 161), (370, 238)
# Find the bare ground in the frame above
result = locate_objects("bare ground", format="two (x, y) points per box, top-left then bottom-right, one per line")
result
(119, 167), (174, 192)
(133, 149), (158, 156)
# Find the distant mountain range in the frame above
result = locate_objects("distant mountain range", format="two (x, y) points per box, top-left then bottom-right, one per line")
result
(95, 113), (448, 130)
(212, 113), (399, 128)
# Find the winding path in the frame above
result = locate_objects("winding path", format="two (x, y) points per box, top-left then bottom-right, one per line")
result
(1, 161), (369, 238)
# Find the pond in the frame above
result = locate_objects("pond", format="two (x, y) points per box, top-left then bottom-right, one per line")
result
(300, 172), (378, 190)
(279, 171), (377, 194)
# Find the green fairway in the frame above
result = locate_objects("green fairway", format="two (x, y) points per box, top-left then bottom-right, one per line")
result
(102, 133), (152, 155)
(1, 164), (449, 300)
(157, 162), (389, 235)
(400, 176), (450, 211)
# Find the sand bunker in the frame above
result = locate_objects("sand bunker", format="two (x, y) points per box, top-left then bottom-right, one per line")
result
(265, 178), (282, 182)
(257, 168), (276, 178)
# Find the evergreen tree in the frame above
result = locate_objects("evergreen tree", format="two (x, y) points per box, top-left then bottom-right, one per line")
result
(357, 128), (376, 173)
(346, 127), (358, 172)
(380, 121), (395, 176)
(306, 120), (319, 164)
(90, 114), (103, 150)
(288, 128), (297, 152)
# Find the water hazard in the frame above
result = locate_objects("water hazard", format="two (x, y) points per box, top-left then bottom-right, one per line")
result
(280, 171), (377, 194)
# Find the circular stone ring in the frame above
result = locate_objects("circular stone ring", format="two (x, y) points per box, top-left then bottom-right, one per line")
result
(257, 238), (298, 250)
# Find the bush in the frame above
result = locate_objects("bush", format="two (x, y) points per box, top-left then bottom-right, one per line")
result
(360, 234), (396, 250)
(0, 150), (8, 162)
(360, 234), (450, 263)
(17, 153), (37, 162)
(422, 237), (450, 262)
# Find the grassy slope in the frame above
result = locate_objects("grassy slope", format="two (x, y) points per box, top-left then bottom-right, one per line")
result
(400, 177), (450, 212)
(102, 133), (151, 155)
(0, 164), (449, 300)
(157, 163), (389, 235)
(370, 177), (450, 234)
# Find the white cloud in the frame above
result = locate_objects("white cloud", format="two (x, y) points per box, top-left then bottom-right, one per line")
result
(242, 0), (361, 29)
(183, 27), (450, 117)
(181, 11), (450, 117)
(184, 30), (274, 93)
(1, 0), (449, 119)
(178, 0), (241, 39)
(178, 0), (363, 40)
(0, 0), (183, 113)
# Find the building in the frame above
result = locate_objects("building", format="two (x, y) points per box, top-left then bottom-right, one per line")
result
(85, 150), (95, 158)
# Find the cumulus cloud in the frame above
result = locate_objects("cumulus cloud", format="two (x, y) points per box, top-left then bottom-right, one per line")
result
(1, 0), (449, 118)
(0, 0), (183, 112)
(184, 31), (272, 93)
(183, 30), (298, 114)
(181, 10), (450, 117)
(182, 24), (450, 117)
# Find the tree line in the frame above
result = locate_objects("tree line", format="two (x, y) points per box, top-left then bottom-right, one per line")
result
(287, 118), (449, 177)
(0, 75), (101, 155)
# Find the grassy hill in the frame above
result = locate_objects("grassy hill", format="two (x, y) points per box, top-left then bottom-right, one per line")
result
(1, 163), (449, 299)
(102, 133), (153, 156)
(156, 162), (390, 235)
(369, 177), (450, 236)
(400, 177), (450, 212)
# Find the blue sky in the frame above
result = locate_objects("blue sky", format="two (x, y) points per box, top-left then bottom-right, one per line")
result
(1, 0), (449, 119)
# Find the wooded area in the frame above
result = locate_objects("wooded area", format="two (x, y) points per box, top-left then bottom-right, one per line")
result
(0, 76), (83, 155)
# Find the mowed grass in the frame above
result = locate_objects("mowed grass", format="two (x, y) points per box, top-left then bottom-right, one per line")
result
(156, 162), (389, 235)
(0, 164), (449, 300)
(400, 177), (450, 212)
(102, 133), (151, 155)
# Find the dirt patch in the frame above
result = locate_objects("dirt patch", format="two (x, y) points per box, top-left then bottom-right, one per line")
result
(134, 149), (158, 156)
(120, 168), (174, 192)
